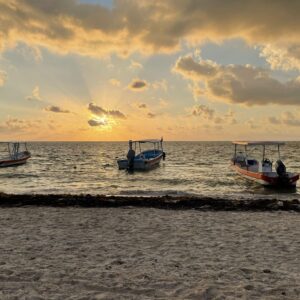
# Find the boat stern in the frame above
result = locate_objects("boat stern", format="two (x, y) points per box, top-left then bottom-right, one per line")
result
(117, 159), (128, 170)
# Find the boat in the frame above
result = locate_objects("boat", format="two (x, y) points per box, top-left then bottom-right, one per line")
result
(0, 142), (31, 167)
(117, 139), (165, 171)
(231, 141), (299, 187)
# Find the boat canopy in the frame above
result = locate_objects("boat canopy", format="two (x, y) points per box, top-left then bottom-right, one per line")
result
(232, 141), (285, 146)
(132, 139), (162, 144)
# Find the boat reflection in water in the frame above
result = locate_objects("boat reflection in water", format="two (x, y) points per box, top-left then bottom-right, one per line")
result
(231, 141), (299, 188)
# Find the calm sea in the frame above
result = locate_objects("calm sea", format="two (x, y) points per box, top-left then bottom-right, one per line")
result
(1, 142), (300, 200)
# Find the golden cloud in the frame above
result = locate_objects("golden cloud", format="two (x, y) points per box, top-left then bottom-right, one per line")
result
(0, 116), (40, 132)
(26, 86), (42, 102)
(260, 44), (300, 71)
(174, 55), (300, 106)
(1, 0), (300, 57)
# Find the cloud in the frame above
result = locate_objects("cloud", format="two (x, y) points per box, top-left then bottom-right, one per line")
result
(88, 102), (126, 119)
(191, 105), (237, 125)
(246, 119), (259, 130)
(152, 79), (168, 91)
(260, 44), (300, 71)
(129, 60), (143, 69)
(283, 112), (300, 126)
(45, 105), (70, 113)
(268, 116), (281, 125)
(1, 1), (300, 57)
(159, 99), (169, 108)
(109, 78), (121, 87)
(0, 70), (7, 86)
(88, 118), (107, 127)
(0, 116), (40, 131)
(108, 110), (127, 119)
(192, 104), (215, 119)
(128, 79), (148, 91)
(88, 103), (106, 115)
(174, 55), (300, 106)
(147, 112), (156, 118)
(174, 56), (218, 79)
(269, 111), (300, 127)
(26, 86), (42, 102)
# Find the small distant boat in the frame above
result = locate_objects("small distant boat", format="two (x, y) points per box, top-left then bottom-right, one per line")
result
(0, 142), (31, 167)
(231, 141), (299, 187)
(117, 139), (165, 171)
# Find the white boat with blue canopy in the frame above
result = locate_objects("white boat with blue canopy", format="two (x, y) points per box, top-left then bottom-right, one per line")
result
(117, 138), (165, 170)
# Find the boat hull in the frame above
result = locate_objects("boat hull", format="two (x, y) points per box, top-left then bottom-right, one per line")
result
(232, 164), (299, 187)
(118, 153), (163, 170)
(0, 154), (31, 167)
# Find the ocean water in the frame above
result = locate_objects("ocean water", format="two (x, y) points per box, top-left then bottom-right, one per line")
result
(0, 141), (300, 200)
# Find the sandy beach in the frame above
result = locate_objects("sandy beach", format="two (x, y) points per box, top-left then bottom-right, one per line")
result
(0, 206), (299, 299)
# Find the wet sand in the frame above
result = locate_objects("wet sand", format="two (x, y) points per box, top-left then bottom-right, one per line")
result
(0, 207), (299, 299)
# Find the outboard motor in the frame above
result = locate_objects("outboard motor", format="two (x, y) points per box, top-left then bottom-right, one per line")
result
(162, 152), (166, 161)
(275, 159), (286, 177)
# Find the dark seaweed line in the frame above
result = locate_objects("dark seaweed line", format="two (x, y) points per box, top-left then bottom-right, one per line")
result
(0, 194), (299, 211)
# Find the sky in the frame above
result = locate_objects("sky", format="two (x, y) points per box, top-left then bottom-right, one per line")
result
(1, 0), (300, 141)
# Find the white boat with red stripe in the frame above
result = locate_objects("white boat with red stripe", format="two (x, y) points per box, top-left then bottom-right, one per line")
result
(231, 141), (299, 188)
(0, 142), (31, 167)
(117, 138), (165, 171)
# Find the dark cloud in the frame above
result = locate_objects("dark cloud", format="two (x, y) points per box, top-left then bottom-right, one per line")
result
(174, 55), (300, 106)
(88, 103), (107, 115)
(88, 119), (107, 127)
(45, 105), (70, 113)
(108, 110), (126, 119)
(139, 103), (147, 109)
(1, 1), (300, 57)
(174, 56), (218, 79)
(88, 102), (126, 119)
(147, 112), (156, 118)
(128, 79), (147, 91)
(192, 105), (215, 119)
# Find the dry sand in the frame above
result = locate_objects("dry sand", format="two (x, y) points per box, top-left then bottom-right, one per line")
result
(0, 207), (299, 299)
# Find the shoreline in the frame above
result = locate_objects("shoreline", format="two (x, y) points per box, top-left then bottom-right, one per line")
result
(0, 193), (299, 211)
